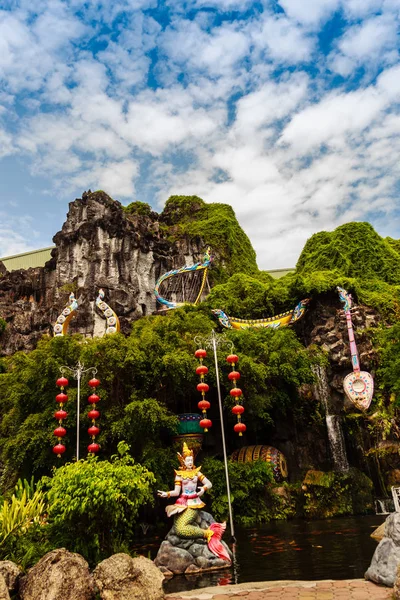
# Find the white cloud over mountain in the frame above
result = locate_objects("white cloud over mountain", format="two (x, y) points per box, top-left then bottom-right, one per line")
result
(0, 0), (399, 267)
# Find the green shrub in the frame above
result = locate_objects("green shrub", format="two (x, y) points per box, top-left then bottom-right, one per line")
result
(202, 457), (296, 526)
(43, 442), (155, 564)
(302, 468), (373, 518)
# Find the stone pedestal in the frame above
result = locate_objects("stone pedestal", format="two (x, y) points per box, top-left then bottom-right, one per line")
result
(154, 511), (232, 576)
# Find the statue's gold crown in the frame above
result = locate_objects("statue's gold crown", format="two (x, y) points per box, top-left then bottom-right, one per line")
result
(177, 442), (194, 468)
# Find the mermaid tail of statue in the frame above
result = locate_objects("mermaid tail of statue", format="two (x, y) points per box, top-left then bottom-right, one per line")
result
(208, 522), (231, 562)
(174, 509), (231, 562)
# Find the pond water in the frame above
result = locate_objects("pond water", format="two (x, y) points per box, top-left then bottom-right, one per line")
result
(133, 515), (386, 595)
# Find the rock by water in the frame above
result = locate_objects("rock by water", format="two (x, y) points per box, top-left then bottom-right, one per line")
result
(154, 510), (232, 576)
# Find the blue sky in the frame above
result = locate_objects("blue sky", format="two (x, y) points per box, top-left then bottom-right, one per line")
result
(0, 0), (400, 269)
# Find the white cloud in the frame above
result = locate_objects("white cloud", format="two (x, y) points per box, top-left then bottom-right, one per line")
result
(1, 0), (400, 269)
(277, 0), (340, 26)
(251, 14), (314, 63)
(329, 14), (399, 75)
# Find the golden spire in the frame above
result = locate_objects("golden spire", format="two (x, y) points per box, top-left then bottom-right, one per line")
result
(177, 442), (194, 468)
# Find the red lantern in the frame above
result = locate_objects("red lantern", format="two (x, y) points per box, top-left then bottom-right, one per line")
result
(54, 426), (66, 437)
(227, 352), (246, 435)
(56, 392), (68, 403)
(195, 348), (212, 431)
(88, 378), (100, 454)
(197, 382), (209, 393)
(234, 422), (246, 435)
(88, 425), (100, 436)
(55, 409), (68, 420)
(54, 376), (68, 457)
(88, 443), (100, 453)
(230, 387), (242, 397)
(228, 371), (240, 381)
(198, 399), (211, 411)
(226, 354), (238, 364)
(53, 443), (66, 455)
(200, 418), (212, 431)
(196, 365), (208, 376)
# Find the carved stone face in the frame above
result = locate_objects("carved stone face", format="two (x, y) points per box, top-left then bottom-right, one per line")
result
(184, 455), (194, 469)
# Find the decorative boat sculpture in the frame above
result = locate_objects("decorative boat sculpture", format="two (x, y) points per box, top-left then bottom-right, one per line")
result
(230, 445), (288, 482)
(53, 293), (78, 336)
(95, 289), (120, 334)
(212, 298), (309, 330)
(154, 247), (213, 310)
(337, 286), (374, 410)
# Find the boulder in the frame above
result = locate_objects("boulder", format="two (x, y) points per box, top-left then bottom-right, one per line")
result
(19, 548), (94, 600)
(0, 573), (10, 600)
(93, 553), (164, 600)
(0, 560), (21, 592)
(371, 522), (386, 542)
(394, 563), (400, 599)
(366, 513), (400, 587)
(154, 510), (232, 575)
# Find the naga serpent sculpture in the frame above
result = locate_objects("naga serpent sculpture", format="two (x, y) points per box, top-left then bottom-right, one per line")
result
(154, 247), (213, 310)
(212, 298), (310, 330)
(337, 286), (374, 410)
(53, 293), (78, 336)
(95, 289), (120, 334)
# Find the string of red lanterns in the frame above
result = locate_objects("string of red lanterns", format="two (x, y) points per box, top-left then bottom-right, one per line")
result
(226, 354), (246, 436)
(53, 376), (69, 457)
(87, 377), (101, 454)
(195, 349), (212, 432)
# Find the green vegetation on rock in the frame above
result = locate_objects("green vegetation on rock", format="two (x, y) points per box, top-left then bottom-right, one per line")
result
(161, 196), (258, 283)
(123, 200), (153, 216)
(205, 222), (400, 320)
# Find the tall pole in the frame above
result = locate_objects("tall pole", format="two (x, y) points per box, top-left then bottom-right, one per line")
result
(60, 361), (96, 461)
(211, 331), (235, 541)
(194, 330), (236, 542)
(76, 366), (81, 460)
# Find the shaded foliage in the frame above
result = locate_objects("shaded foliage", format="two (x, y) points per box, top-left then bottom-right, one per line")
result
(0, 305), (320, 487)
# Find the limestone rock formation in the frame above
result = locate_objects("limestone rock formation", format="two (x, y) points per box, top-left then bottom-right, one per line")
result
(19, 548), (94, 600)
(0, 560), (21, 593)
(365, 512), (400, 587)
(154, 511), (232, 575)
(93, 553), (164, 600)
(0, 191), (209, 356)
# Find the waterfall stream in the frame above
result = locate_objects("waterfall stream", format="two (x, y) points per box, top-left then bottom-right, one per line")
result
(313, 365), (349, 472)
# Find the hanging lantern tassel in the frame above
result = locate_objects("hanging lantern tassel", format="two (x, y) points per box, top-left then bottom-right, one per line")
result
(53, 376), (69, 457)
(88, 378), (101, 454)
(195, 349), (212, 432)
(227, 354), (246, 436)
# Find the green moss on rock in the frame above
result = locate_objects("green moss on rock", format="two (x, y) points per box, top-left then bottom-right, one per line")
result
(297, 222), (400, 284)
(161, 196), (258, 283)
(123, 201), (153, 217)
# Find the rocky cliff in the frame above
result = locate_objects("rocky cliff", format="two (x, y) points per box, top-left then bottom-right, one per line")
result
(0, 191), (254, 356)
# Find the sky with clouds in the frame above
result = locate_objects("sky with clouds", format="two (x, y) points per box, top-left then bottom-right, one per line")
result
(0, 0), (400, 269)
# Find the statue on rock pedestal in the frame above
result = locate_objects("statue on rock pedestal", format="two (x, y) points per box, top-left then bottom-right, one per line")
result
(155, 443), (232, 576)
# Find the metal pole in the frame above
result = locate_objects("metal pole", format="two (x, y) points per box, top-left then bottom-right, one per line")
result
(76, 365), (81, 461)
(211, 330), (235, 542)
(60, 361), (96, 462)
